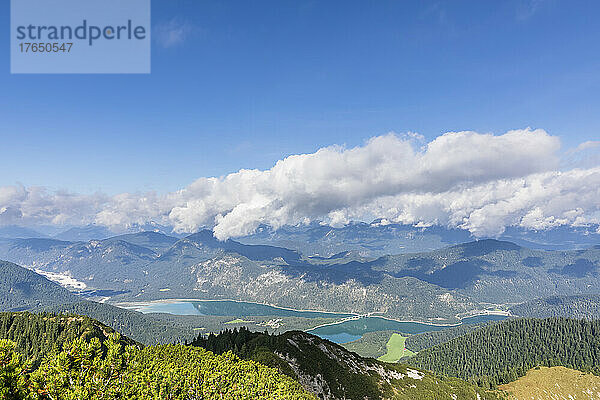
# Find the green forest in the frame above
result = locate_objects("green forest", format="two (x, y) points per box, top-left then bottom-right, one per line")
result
(3, 311), (600, 399)
(0, 323), (314, 399)
(510, 295), (600, 319)
(404, 321), (497, 353)
(192, 327), (501, 400)
(0, 312), (136, 366)
(0, 313), (502, 400)
(408, 317), (600, 388)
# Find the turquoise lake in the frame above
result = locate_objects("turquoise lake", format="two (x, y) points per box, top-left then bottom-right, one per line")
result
(120, 300), (507, 344)
(306, 314), (508, 343)
(122, 299), (353, 318)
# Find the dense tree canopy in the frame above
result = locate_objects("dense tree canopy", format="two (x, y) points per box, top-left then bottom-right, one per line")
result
(0, 312), (135, 366)
(408, 317), (600, 388)
(0, 334), (315, 399)
(193, 327), (501, 400)
(510, 295), (600, 320)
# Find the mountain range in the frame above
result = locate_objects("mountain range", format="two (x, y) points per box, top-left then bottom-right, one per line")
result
(3, 221), (599, 252)
(237, 222), (600, 256)
(1, 222), (600, 399)
(0, 227), (599, 323)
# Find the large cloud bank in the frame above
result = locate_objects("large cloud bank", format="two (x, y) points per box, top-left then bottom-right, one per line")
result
(1, 129), (599, 239)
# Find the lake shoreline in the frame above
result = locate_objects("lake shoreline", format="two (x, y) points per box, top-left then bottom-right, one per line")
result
(112, 298), (508, 326)
(112, 297), (355, 317)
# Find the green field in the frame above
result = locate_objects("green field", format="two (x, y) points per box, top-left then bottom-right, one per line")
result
(342, 330), (393, 358)
(377, 333), (416, 363)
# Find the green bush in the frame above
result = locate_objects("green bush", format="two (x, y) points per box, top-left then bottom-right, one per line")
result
(0, 334), (315, 400)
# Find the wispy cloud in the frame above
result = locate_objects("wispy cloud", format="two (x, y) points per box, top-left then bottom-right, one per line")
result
(563, 140), (600, 170)
(154, 18), (194, 48)
(515, 0), (547, 21)
(571, 140), (600, 153)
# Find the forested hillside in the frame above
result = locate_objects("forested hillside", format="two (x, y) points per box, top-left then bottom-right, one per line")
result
(0, 312), (136, 365)
(408, 318), (600, 388)
(0, 312), (502, 399)
(510, 295), (600, 319)
(40, 301), (198, 345)
(404, 321), (499, 353)
(0, 260), (76, 310)
(0, 313), (314, 400)
(380, 240), (600, 304)
(192, 327), (500, 400)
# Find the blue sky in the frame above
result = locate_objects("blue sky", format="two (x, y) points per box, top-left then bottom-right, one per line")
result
(1, 0), (599, 195)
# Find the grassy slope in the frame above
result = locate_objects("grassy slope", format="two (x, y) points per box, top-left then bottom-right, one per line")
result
(342, 330), (394, 359)
(498, 366), (600, 399)
(378, 333), (416, 363)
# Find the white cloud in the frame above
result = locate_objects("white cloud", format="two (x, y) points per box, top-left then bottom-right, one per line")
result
(0, 185), (109, 226)
(1, 128), (598, 240)
(335, 167), (600, 237)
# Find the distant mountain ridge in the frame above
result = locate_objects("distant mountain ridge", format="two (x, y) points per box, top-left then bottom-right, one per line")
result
(2, 221), (598, 252)
(378, 239), (600, 303)
(0, 225), (49, 239)
(1, 229), (599, 323)
(108, 231), (179, 253)
(238, 222), (600, 257)
(237, 222), (473, 257)
(53, 224), (116, 241)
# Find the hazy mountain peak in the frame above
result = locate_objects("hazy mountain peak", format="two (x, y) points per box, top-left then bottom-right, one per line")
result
(0, 225), (48, 239)
(454, 239), (522, 257)
(53, 224), (115, 242)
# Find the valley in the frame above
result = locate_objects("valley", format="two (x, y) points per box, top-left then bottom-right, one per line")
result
(1, 224), (599, 399)
(115, 298), (508, 348)
(3, 226), (598, 326)
(4, 2), (600, 397)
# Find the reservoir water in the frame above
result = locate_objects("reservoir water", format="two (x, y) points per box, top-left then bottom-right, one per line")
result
(121, 299), (353, 319)
(306, 314), (508, 343)
(119, 299), (507, 344)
